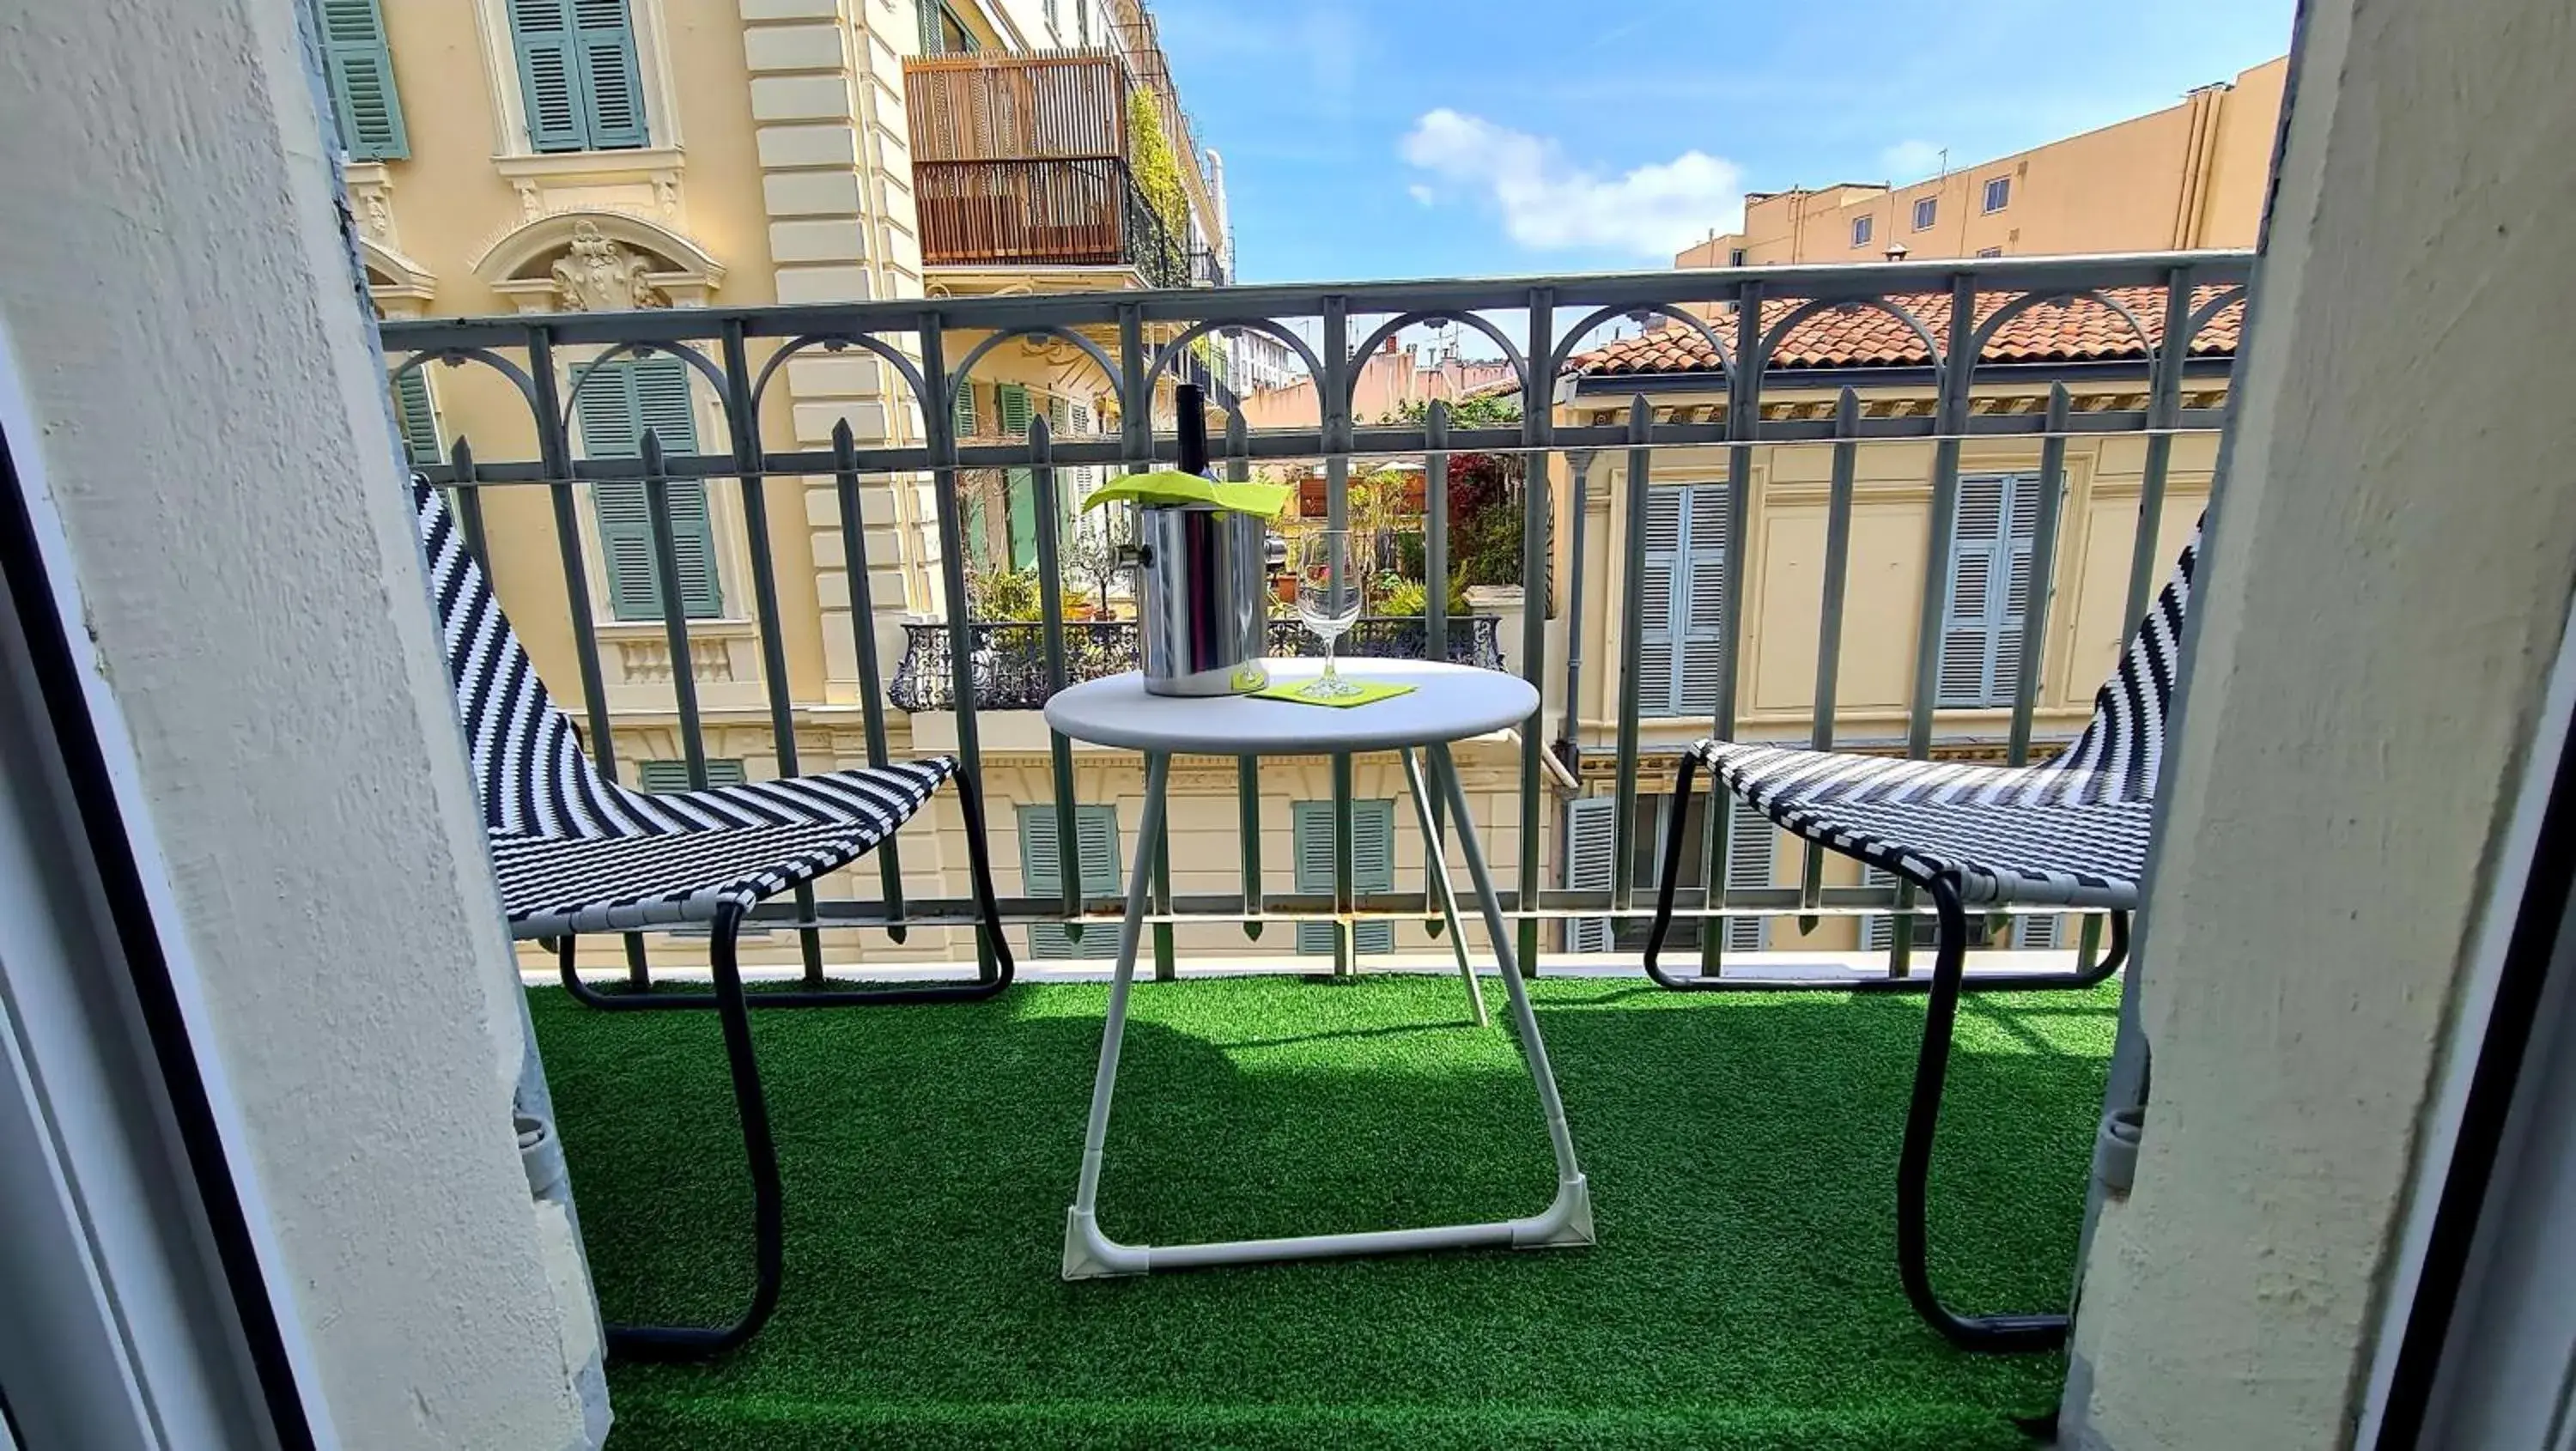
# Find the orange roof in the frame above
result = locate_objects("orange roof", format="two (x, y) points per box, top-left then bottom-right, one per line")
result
(1567, 285), (2244, 379)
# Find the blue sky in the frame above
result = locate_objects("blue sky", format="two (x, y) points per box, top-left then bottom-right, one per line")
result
(1151, 0), (2296, 284)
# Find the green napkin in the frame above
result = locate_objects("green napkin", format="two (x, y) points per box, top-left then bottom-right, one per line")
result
(1081, 469), (1290, 518)
(1249, 679), (1418, 708)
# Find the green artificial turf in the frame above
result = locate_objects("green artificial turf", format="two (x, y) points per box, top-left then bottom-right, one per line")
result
(529, 974), (2117, 1450)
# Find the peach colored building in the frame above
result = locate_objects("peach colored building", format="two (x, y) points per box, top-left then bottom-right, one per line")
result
(1240, 339), (1516, 431)
(1675, 57), (2285, 269)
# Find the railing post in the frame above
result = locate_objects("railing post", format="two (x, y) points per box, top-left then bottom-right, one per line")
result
(1799, 386), (1862, 930)
(722, 322), (823, 984)
(1228, 407), (1264, 938)
(1516, 287), (1553, 977)
(1030, 416), (1085, 942)
(921, 311), (999, 981)
(1702, 277), (1763, 978)
(831, 421), (908, 938)
(2124, 268), (2194, 632)
(1612, 396), (1651, 915)
(1422, 400), (1449, 917)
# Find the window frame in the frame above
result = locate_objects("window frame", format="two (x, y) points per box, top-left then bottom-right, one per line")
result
(1982, 175), (2011, 214)
(1850, 213), (1874, 249)
(1912, 195), (1937, 232)
(472, 0), (679, 160)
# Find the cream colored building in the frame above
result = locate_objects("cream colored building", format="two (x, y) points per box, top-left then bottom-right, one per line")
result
(332, 0), (1265, 969)
(1540, 286), (2233, 955)
(1676, 57), (2285, 270)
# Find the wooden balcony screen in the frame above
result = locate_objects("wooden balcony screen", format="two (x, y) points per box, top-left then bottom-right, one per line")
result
(903, 51), (1127, 164)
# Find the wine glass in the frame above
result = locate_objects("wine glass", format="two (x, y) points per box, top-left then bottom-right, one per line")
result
(1294, 530), (1364, 698)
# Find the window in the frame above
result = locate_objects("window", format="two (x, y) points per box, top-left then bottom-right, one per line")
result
(1936, 473), (2048, 707)
(1974, 246), (2003, 258)
(918, 0), (976, 54)
(1044, 0), (1060, 39)
(2017, 914), (2063, 950)
(1727, 247), (1747, 268)
(1075, 0), (1089, 46)
(1982, 176), (2011, 213)
(1637, 485), (1728, 718)
(389, 369), (440, 468)
(1021, 804), (1121, 958)
(314, 0), (409, 160)
(1595, 790), (1774, 952)
(573, 355), (721, 620)
(635, 758), (745, 792)
(996, 383), (1037, 571)
(1293, 800), (1395, 956)
(510, 0), (647, 153)
(1850, 214), (1874, 249)
(1912, 196), (1937, 232)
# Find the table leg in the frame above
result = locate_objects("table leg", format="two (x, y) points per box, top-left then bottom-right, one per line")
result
(1062, 750), (1169, 1279)
(1061, 744), (1594, 1281)
(1429, 742), (1590, 1229)
(1400, 746), (1489, 1028)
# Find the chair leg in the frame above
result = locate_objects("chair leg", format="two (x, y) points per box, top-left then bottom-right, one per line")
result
(556, 765), (1018, 1012)
(600, 902), (785, 1362)
(1640, 753), (1705, 989)
(1893, 873), (2070, 1352)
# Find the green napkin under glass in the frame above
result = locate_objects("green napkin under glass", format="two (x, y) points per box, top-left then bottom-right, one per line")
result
(1249, 679), (1418, 708)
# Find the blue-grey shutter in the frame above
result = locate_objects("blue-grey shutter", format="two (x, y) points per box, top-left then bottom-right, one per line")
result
(1939, 475), (2040, 707)
(1022, 804), (1119, 959)
(572, 0), (648, 149)
(1637, 489), (1680, 716)
(2016, 914), (2063, 950)
(319, 0), (409, 160)
(509, 0), (586, 152)
(580, 357), (719, 621)
(1639, 485), (1727, 717)
(917, 0), (943, 55)
(1293, 801), (1394, 956)
(1722, 804), (1775, 951)
(1675, 487), (1728, 716)
(1861, 862), (1931, 953)
(1564, 796), (1615, 953)
(637, 758), (744, 792)
(390, 369), (440, 467)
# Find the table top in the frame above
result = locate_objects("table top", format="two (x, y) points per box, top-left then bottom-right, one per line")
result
(1042, 659), (1539, 756)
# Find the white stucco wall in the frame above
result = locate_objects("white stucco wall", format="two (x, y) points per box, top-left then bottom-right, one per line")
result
(0, 3), (592, 1447)
(2068, 1), (2576, 1445)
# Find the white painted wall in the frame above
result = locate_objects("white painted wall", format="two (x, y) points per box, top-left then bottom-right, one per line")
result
(2065, 1), (2576, 1445)
(0, 3), (595, 1447)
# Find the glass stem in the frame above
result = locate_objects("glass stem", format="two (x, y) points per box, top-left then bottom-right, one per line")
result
(1321, 636), (1338, 681)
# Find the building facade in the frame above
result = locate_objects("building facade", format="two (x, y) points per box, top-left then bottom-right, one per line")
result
(328, 0), (1236, 968)
(1675, 58), (2285, 269)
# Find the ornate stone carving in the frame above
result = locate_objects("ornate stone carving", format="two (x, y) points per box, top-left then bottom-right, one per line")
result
(551, 221), (666, 312)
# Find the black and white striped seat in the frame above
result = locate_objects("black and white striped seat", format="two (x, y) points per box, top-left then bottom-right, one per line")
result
(416, 483), (954, 938)
(1701, 519), (2196, 911)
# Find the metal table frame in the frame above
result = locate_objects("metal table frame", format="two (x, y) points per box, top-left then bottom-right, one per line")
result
(1059, 738), (1593, 1278)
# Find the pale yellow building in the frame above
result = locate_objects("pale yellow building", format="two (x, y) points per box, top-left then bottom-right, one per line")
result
(1676, 57), (2285, 269)
(1539, 285), (2233, 954)
(331, 0), (1262, 969)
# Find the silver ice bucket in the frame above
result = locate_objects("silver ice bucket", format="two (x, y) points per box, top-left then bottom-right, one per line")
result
(1129, 502), (1270, 696)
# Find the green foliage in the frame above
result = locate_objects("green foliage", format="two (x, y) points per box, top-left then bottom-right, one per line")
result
(1374, 575), (1470, 618)
(1388, 391), (1522, 429)
(1126, 90), (1190, 255)
(965, 564), (1044, 622)
(1445, 451), (1527, 588)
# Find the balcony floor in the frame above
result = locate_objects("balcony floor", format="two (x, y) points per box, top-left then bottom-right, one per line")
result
(532, 974), (2116, 1449)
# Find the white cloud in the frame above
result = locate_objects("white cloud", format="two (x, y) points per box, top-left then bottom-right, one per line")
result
(1880, 139), (1946, 180)
(1398, 109), (1742, 258)
(1406, 183), (1436, 207)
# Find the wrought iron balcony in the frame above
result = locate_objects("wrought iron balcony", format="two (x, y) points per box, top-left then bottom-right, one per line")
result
(383, 246), (2249, 983)
(889, 615), (1506, 712)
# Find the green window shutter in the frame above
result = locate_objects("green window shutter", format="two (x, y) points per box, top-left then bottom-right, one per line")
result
(1292, 800), (1394, 956)
(1021, 804), (1119, 959)
(916, 0), (942, 54)
(996, 383), (1033, 436)
(319, 0), (409, 160)
(637, 758), (744, 792)
(1721, 804), (1775, 951)
(390, 368), (440, 468)
(1005, 469), (1038, 571)
(508, 0), (586, 152)
(578, 357), (720, 621)
(1563, 796), (1615, 952)
(952, 382), (978, 440)
(571, 0), (648, 149)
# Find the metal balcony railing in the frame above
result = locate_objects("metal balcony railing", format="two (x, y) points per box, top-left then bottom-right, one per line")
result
(383, 248), (2251, 987)
(890, 616), (1507, 711)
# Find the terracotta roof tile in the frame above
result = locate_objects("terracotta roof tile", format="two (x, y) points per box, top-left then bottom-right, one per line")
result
(1567, 285), (2243, 379)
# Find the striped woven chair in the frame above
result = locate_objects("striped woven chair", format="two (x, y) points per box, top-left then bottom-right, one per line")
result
(416, 482), (1012, 1358)
(1643, 519), (2196, 1353)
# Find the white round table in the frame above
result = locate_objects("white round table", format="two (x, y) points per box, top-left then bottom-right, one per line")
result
(1046, 658), (1594, 1279)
